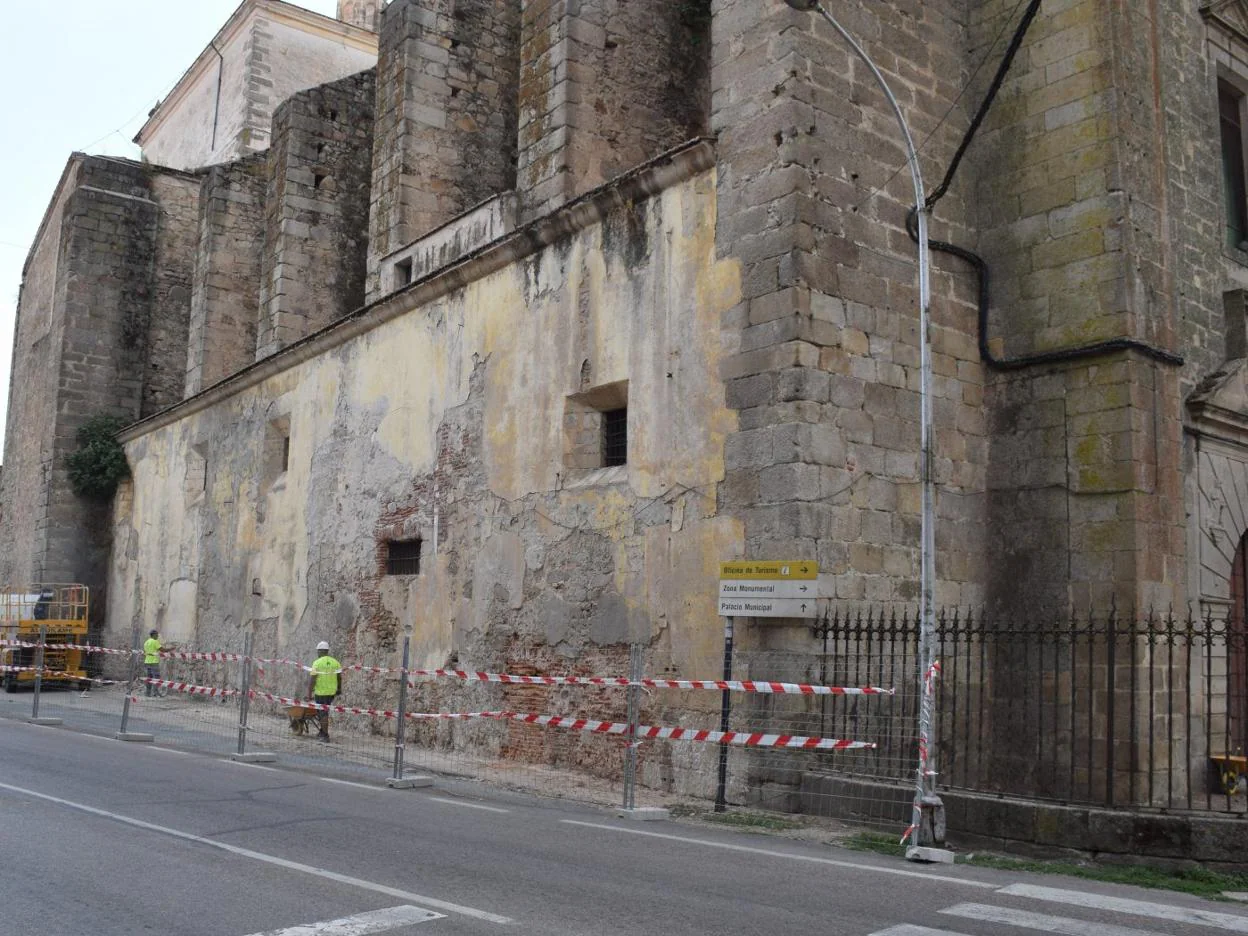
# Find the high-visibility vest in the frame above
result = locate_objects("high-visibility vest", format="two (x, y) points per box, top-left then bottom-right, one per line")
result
(311, 655), (341, 695)
(143, 638), (161, 665)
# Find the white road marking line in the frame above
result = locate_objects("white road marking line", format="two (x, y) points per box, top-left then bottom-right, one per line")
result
(428, 796), (509, 814)
(243, 904), (443, 935)
(559, 820), (997, 888)
(998, 883), (1248, 933)
(218, 759), (278, 771)
(149, 747), (190, 756)
(321, 778), (383, 791)
(942, 902), (1169, 936)
(868, 926), (968, 936)
(0, 780), (512, 924)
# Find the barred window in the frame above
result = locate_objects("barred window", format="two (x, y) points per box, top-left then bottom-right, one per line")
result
(1221, 79), (1248, 251)
(385, 539), (422, 576)
(601, 408), (627, 467)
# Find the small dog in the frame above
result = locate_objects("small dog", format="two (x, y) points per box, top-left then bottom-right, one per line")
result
(286, 705), (318, 735)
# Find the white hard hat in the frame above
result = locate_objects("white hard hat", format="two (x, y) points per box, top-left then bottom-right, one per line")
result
(316, 640), (330, 651)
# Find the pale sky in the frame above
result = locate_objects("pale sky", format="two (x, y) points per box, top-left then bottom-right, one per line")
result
(0, 0), (340, 453)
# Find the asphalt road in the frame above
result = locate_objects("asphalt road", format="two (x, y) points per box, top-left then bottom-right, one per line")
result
(3, 719), (1247, 936)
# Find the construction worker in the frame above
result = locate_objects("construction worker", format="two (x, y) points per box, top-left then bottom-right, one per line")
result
(143, 629), (163, 697)
(307, 640), (342, 741)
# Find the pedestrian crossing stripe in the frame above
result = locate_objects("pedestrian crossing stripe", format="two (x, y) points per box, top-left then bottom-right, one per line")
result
(997, 883), (1248, 933)
(940, 902), (1168, 936)
(868, 884), (1248, 936)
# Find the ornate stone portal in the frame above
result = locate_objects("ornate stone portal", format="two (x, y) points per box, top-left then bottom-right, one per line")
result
(1188, 359), (1248, 613)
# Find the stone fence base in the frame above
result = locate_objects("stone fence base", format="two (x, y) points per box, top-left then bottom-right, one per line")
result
(800, 773), (1248, 869)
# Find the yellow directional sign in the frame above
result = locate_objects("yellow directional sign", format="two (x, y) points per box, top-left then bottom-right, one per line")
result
(718, 561), (817, 581)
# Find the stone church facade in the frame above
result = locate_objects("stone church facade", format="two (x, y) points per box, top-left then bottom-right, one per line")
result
(9, 0), (1248, 829)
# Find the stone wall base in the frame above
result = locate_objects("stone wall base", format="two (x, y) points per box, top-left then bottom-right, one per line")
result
(800, 773), (1248, 869)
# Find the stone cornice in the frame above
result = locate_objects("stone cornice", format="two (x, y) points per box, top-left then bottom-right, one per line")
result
(1188, 400), (1248, 447)
(1203, 0), (1248, 46)
(118, 137), (718, 443)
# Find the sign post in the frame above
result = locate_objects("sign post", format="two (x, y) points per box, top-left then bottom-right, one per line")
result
(717, 561), (819, 619)
(713, 561), (819, 811)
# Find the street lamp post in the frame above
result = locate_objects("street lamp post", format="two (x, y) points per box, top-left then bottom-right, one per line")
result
(783, 0), (943, 858)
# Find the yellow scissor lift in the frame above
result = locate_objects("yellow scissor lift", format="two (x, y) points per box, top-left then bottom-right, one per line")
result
(0, 585), (90, 693)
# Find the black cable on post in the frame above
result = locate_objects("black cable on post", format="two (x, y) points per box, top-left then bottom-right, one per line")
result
(910, 0), (1184, 371)
(926, 0), (1044, 213)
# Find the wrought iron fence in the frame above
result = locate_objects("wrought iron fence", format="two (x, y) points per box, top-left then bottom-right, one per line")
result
(786, 605), (1248, 817)
(9, 605), (1248, 829)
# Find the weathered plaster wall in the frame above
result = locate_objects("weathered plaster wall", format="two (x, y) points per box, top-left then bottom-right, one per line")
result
(111, 166), (742, 687)
(257, 70), (376, 358)
(137, 6), (377, 172)
(248, 14), (379, 156)
(338, 0), (381, 32)
(137, 20), (254, 171)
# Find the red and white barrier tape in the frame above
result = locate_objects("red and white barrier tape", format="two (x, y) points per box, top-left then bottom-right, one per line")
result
(159, 650), (245, 663)
(1, 640), (135, 656)
(631, 724), (873, 750)
(249, 690), (875, 750)
(901, 659), (942, 846)
(404, 669), (890, 696)
(138, 678), (240, 699)
(1, 665), (91, 681)
(255, 656), (312, 673)
(4, 640), (893, 698)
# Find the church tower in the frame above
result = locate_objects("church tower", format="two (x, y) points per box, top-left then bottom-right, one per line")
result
(337, 0), (381, 31)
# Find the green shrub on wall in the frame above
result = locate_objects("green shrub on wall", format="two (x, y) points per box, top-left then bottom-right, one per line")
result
(66, 415), (129, 500)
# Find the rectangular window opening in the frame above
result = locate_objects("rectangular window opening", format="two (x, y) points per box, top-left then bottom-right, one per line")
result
(602, 408), (627, 467)
(1221, 79), (1248, 251)
(262, 417), (291, 492)
(386, 538), (422, 576)
(394, 257), (414, 289)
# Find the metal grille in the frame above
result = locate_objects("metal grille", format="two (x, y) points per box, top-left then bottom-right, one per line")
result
(385, 539), (421, 576)
(601, 408), (627, 467)
(1222, 81), (1248, 250)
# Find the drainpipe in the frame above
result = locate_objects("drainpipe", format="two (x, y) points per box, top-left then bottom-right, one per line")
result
(209, 41), (224, 153)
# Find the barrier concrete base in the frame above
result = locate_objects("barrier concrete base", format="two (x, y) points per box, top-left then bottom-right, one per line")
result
(906, 846), (955, 864)
(115, 732), (154, 742)
(800, 771), (1248, 869)
(231, 751), (276, 763)
(617, 807), (670, 821)
(28, 717), (62, 726)
(387, 776), (434, 789)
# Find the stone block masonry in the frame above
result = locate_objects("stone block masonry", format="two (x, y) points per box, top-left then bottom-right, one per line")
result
(186, 157), (267, 396)
(711, 0), (985, 609)
(517, 0), (710, 220)
(969, 0), (1191, 612)
(366, 0), (520, 299)
(145, 173), (201, 414)
(0, 156), (201, 622)
(257, 69), (376, 358)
